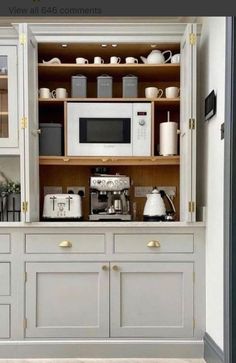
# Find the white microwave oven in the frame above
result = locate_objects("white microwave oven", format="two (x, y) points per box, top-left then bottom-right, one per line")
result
(67, 102), (151, 156)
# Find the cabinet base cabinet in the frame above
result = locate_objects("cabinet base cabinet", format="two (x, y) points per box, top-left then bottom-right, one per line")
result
(25, 262), (109, 338)
(110, 262), (194, 338)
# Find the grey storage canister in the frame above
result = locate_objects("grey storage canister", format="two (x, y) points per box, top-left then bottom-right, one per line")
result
(39, 123), (62, 156)
(97, 74), (113, 97)
(122, 75), (138, 98)
(71, 74), (87, 97)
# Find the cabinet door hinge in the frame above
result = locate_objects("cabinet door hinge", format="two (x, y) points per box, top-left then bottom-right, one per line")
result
(22, 201), (28, 213)
(20, 33), (26, 45)
(189, 118), (195, 130)
(23, 318), (27, 329)
(188, 201), (195, 213)
(20, 117), (27, 129)
(189, 33), (196, 45)
(24, 272), (27, 283)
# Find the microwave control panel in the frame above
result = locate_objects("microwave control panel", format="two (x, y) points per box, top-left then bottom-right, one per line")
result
(132, 103), (151, 156)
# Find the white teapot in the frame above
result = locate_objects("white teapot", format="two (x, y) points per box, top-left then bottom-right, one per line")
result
(140, 50), (172, 64)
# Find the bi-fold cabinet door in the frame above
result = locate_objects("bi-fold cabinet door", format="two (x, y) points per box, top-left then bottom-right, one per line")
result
(110, 262), (194, 338)
(25, 262), (109, 338)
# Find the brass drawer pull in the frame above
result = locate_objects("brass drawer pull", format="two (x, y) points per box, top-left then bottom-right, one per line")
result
(59, 240), (72, 248)
(112, 265), (119, 271)
(147, 240), (160, 248)
(102, 265), (108, 271)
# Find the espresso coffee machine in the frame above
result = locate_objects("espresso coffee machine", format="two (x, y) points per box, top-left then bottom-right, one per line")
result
(89, 174), (131, 221)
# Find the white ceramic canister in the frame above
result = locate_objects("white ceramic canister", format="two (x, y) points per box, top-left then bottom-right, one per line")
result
(159, 119), (178, 156)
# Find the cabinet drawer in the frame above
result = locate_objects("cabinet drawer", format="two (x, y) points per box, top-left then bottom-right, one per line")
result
(0, 234), (10, 253)
(0, 305), (10, 338)
(114, 234), (194, 254)
(25, 234), (105, 254)
(0, 263), (10, 295)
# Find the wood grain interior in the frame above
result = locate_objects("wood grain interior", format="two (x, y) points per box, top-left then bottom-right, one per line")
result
(39, 164), (179, 221)
(0, 114), (8, 138)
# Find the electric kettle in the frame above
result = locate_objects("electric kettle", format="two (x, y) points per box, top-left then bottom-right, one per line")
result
(143, 187), (176, 221)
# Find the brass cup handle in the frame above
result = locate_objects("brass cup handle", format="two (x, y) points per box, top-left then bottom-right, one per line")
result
(102, 265), (108, 271)
(147, 240), (160, 248)
(112, 265), (119, 271)
(59, 240), (72, 248)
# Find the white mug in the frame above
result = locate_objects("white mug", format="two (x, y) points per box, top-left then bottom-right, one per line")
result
(52, 88), (68, 99)
(145, 87), (163, 98)
(125, 57), (138, 64)
(171, 54), (181, 64)
(76, 57), (89, 64)
(165, 86), (180, 98)
(39, 88), (51, 99)
(94, 56), (104, 64)
(110, 56), (121, 64)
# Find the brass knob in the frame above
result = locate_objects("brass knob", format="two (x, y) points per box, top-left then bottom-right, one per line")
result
(102, 158), (109, 162)
(147, 240), (160, 248)
(102, 265), (108, 271)
(59, 240), (72, 248)
(36, 129), (41, 134)
(63, 158), (70, 162)
(112, 265), (119, 271)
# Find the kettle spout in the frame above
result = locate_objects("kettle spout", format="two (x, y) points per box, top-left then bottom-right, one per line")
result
(140, 56), (147, 64)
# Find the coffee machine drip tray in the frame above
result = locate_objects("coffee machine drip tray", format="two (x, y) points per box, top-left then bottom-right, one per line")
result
(89, 214), (132, 221)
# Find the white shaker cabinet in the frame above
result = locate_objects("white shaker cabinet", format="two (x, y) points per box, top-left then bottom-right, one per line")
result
(25, 262), (109, 338)
(0, 45), (18, 152)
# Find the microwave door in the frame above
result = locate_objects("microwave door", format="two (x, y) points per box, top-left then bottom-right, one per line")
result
(78, 117), (132, 156)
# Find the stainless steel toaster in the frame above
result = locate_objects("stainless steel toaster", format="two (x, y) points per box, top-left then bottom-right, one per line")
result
(43, 194), (82, 220)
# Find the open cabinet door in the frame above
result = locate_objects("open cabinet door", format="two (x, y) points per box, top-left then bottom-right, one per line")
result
(180, 24), (197, 222)
(18, 24), (39, 222)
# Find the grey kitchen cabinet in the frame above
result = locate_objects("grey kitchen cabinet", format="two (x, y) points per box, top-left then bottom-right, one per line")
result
(25, 261), (109, 338)
(110, 262), (194, 338)
(0, 305), (10, 338)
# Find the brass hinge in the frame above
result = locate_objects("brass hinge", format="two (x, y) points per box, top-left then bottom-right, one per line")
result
(24, 272), (27, 283)
(193, 271), (195, 283)
(189, 118), (195, 130)
(23, 318), (27, 329)
(188, 201), (195, 213)
(19, 33), (26, 45)
(189, 33), (196, 45)
(22, 201), (28, 213)
(20, 117), (27, 129)
(193, 318), (195, 330)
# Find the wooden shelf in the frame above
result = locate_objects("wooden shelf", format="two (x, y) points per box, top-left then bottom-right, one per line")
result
(38, 63), (180, 81)
(39, 156), (180, 166)
(0, 112), (8, 116)
(39, 98), (180, 106)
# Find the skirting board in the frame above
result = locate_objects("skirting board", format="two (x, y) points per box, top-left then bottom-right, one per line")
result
(204, 333), (224, 363)
(0, 340), (204, 359)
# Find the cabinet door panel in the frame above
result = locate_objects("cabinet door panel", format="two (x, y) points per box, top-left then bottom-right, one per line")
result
(19, 23), (39, 222)
(0, 305), (10, 338)
(25, 262), (109, 338)
(180, 23), (197, 222)
(0, 263), (10, 295)
(111, 262), (193, 338)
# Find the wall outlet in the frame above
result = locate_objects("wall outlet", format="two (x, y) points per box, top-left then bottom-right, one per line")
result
(66, 186), (85, 197)
(135, 186), (176, 198)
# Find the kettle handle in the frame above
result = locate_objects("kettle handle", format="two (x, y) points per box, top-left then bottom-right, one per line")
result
(159, 190), (176, 214)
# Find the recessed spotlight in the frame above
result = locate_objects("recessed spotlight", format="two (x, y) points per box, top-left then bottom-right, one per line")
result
(61, 44), (68, 48)
(150, 44), (157, 48)
(112, 44), (117, 47)
(101, 44), (107, 47)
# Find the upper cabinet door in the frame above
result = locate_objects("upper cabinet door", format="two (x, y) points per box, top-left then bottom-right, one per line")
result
(180, 24), (197, 222)
(0, 46), (18, 149)
(18, 24), (39, 222)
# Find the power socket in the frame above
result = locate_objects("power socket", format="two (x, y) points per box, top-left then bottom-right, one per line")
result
(67, 186), (85, 197)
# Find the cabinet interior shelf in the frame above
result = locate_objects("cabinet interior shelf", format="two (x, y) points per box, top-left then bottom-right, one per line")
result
(38, 63), (180, 81)
(39, 98), (180, 106)
(39, 156), (180, 166)
(0, 112), (8, 116)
